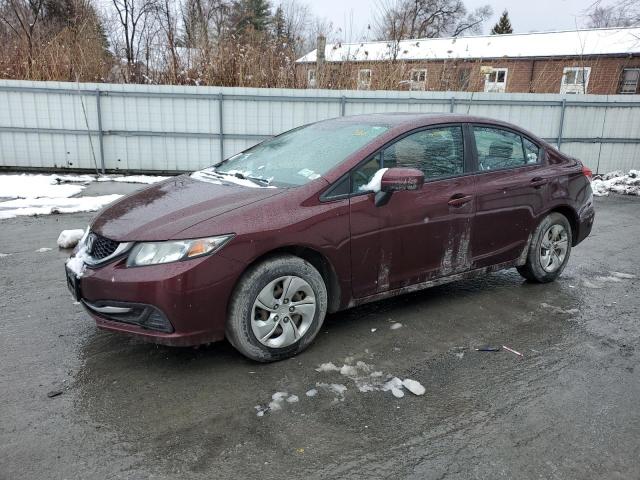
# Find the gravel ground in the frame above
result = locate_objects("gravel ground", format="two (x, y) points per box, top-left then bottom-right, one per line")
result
(0, 188), (639, 480)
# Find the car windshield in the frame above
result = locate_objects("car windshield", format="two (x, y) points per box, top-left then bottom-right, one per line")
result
(207, 122), (390, 187)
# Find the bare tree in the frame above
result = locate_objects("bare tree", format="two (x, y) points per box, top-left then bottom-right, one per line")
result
(374, 0), (492, 41)
(156, 0), (180, 81)
(586, 0), (640, 27)
(0, 0), (45, 75)
(108, 0), (159, 81)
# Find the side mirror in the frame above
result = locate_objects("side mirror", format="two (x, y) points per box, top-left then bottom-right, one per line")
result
(374, 168), (424, 207)
(380, 168), (425, 192)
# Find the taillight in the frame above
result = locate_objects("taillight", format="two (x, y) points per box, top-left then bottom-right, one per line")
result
(582, 165), (593, 182)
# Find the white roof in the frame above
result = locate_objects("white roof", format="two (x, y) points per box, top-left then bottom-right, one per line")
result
(296, 27), (640, 63)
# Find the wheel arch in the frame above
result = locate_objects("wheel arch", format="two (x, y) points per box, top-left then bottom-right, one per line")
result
(548, 205), (579, 246)
(235, 246), (342, 314)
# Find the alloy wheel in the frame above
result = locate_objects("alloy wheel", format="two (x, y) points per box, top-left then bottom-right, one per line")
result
(251, 275), (316, 348)
(539, 224), (569, 273)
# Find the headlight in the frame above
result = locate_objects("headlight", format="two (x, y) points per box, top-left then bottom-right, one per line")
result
(126, 234), (234, 267)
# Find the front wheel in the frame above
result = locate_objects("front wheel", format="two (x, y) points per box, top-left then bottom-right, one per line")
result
(517, 212), (572, 283)
(225, 254), (328, 362)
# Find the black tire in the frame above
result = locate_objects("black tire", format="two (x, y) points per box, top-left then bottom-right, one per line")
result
(225, 254), (328, 362)
(517, 212), (572, 283)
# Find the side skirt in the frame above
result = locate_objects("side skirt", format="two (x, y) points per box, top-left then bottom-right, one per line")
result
(347, 260), (519, 308)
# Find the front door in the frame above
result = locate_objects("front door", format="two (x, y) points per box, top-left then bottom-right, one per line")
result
(349, 124), (476, 298)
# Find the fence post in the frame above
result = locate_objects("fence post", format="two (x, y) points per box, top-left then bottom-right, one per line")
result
(557, 98), (566, 149)
(95, 89), (105, 174)
(340, 96), (346, 116)
(449, 97), (455, 113)
(218, 92), (224, 162)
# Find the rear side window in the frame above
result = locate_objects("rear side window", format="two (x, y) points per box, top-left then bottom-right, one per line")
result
(381, 126), (464, 179)
(473, 126), (527, 171)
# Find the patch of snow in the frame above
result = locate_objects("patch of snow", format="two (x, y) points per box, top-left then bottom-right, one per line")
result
(305, 388), (318, 397)
(66, 245), (90, 277)
(371, 328), (377, 332)
(96, 175), (169, 184)
(390, 322), (403, 330)
(358, 168), (388, 193)
(315, 362), (340, 372)
(591, 170), (640, 197)
(297, 28), (640, 63)
(0, 174), (87, 200)
(402, 379), (426, 396)
(268, 391), (290, 411)
(286, 395), (299, 403)
(383, 377), (405, 398)
(541, 302), (579, 315)
(35, 247), (52, 252)
(57, 229), (85, 248)
(611, 271), (636, 279)
(0, 194), (123, 220)
(455, 352), (465, 359)
(339, 365), (358, 376)
(0, 253), (11, 258)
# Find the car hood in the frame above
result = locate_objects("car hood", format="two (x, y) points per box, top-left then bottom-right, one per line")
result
(91, 175), (283, 241)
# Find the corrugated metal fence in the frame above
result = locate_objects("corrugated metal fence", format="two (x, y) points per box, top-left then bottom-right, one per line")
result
(1, 79), (639, 174)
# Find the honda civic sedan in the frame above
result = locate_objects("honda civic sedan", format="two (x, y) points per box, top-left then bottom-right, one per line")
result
(66, 113), (595, 362)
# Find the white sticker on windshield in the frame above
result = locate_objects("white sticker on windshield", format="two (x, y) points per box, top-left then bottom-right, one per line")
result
(298, 168), (315, 178)
(309, 173), (321, 180)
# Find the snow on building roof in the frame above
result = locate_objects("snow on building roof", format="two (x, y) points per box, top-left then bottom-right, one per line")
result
(296, 27), (640, 63)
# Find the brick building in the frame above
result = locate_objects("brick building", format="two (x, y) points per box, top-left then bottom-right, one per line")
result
(295, 27), (640, 95)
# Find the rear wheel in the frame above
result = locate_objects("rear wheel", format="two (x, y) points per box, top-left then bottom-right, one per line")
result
(226, 254), (327, 362)
(517, 212), (572, 283)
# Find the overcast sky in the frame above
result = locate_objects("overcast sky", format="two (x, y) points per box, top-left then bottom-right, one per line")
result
(308, 0), (594, 42)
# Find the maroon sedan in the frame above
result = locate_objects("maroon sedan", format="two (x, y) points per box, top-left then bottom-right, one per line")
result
(66, 113), (594, 361)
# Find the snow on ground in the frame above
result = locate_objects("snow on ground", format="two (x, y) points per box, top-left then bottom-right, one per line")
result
(390, 322), (403, 330)
(0, 195), (123, 220)
(255, 357), (426, 417)
(35, 248), (52, 253)
(591, 170), (640, 196)
(96, 175), (169, 184)
(57, 229), (86, 248)
(0, 173), (168, 220)
(0, 253), (10, 258)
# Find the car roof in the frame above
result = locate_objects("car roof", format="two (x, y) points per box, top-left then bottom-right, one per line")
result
(318, 112), (510, 128)
(316, 113), (544, 146)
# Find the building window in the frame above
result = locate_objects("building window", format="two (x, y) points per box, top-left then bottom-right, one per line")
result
(307, 69), (316, 88)
(358, 69), (372, 90)
(409, 69), (427, 91)
(560, 67), (591, 94)
(484, 68), (508, 93)
(619, 68), (640, 94)
(458, 68), (471, 91)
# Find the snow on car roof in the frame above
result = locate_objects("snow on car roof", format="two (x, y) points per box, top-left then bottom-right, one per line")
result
(296, 27), (640, 63)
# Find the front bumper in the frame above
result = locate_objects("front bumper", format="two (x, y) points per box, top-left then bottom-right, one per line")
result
(74, 252), (246, 346)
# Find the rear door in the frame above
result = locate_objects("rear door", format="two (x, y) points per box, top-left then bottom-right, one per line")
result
(348, 124), (476, 298)
(469, 124), (551, 268)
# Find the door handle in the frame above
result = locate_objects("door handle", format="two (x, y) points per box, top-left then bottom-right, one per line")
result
(448, 194), (473, 207)
(530, 177), (548, 188)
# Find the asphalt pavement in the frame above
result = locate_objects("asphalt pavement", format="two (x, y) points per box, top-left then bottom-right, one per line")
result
(1, 187), (639, 480)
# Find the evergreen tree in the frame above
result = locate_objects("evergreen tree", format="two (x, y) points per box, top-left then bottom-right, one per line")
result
(232, 0), (271, 34)
(490, 10), (513, 34)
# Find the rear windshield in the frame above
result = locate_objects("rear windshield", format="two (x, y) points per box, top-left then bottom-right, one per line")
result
(211, 122), (390, 187)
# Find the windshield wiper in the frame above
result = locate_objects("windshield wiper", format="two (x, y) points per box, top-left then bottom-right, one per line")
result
(232, 172), (271, 186)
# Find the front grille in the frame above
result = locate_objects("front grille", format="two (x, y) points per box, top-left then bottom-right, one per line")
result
(87, 232), (119, 260)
